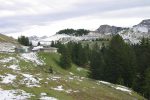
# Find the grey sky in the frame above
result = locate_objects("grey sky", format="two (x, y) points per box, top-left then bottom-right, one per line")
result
(0, 0), (150, 37)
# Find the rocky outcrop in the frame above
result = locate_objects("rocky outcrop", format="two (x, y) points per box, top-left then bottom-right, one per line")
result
(96, 25), (125, 35)
(133, 19), (150, 33)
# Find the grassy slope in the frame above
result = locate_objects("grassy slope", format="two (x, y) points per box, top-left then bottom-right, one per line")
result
(0, 52), (146, 100)
(0, 33), (18, 44)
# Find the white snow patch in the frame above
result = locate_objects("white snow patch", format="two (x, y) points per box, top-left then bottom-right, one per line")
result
(133, 26), (148, 33)
(0, 57), (16, 63)
(40, 93), (58, 100)
(0, 89), (33, 100)
(41, 93), (47, 96)
(69, 72), (74, 75)
(49, 76), (61, 81)
(0, 74), (16, 84)
(21, 73), (40, 87)
(77, 68), (83, 71)
(32, 46), (43, 51)
(98, 80), (132, 94)
(68, 77), (74, 80)
(40, 96), (58, 100)
(20, 52), (44, 65)
(65, 89), (73, 93)
(0, 42), (16, 53)
(51, 85), (64, 91)
(115, 85), (132, 94)
(7, 64), (20, 70)
(99, 81), (111, 85)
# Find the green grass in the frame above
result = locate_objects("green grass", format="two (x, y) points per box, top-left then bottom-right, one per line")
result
(0, 52), (146, 100)
(38, 52), (88, 77)
(0, 33), (18, 44)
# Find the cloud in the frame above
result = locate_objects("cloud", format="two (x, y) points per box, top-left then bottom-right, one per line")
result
(0, 0), (150, 37)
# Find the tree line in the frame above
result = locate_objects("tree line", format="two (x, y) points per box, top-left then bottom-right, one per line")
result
(18, 36), (31, 46)
(89, 35), (150, 99)
(56, 28), (90, 36)
(53, 35), (150, 99)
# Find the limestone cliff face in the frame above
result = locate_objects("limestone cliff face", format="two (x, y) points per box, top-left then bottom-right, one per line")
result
(96, 25), (125, 35)
(133, 19), (150, 33)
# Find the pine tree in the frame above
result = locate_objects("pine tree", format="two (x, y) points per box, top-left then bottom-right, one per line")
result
(37, 42), (40, 46)
(143, 68), (150, 99)
(60, 46), (72, 69)
(51, 41), (55, 47)
(18, 36), (30, 46)
(89, 46), (105, 80)
(105, 34), (137, 86)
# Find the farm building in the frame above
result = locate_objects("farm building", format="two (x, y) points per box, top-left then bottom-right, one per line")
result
(15, 46), (30, 53)
(40, 47), (58, 53)
(32, 46), (57, 53)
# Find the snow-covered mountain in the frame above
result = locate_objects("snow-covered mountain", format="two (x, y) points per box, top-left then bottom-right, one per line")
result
(29, 19), (150, 46)
(29, 32), (108, 46)
(133, 19), (150, 33)
(96, 25), (127, 35)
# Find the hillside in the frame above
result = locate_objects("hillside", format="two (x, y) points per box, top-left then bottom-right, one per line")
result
(0, 33), (18, 44)
(0, 34), (20, 53)
(0, 52), (145, 100)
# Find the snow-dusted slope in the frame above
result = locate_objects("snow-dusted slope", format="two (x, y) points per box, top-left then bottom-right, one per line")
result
(0, 52), (145, 100)
(133, 19), (150, 33)
(30, 34), (71, 46)
(29, 32), (108, 46)
(29, 19), (150, 45)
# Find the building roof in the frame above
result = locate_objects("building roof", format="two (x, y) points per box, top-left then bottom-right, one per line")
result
(32, 46), (43, 51)
(41, 47), (58, 50)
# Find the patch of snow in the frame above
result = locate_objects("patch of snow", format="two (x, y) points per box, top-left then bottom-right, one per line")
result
(40, 96), (58, 100)
(115, 85), (132, 94)
(21, 73), (40, 87)
(0, 42), (16, 53)
(73, 90), (80, 93)
(68, 77), (74, 80)
(0, 89), (33, 100)
(20, 52), (44, 65)
(133, 26), (148, 33)
(7, 64), (20, 70)
(0, 57), (16, 63)
(40, 93), (58, 100)
(99, 81), (111, 85)
(98, 80), (132, 94)
(41, 93), (47, 96)
(49, 76), (61, 81)
(77, 68), (83, 71)
(51, 85), (64, 91)
(0, 74), (16, 84)
(32, 46), (43, 51)
(69, 72), (74, 75)
(65, 89), (73, 93)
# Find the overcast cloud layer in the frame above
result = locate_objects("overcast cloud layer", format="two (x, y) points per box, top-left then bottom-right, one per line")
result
(0, 0), (150, 37)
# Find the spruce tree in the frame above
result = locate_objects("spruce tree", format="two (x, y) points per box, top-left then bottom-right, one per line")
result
(105, 34), (137, 86)
(60, 46), (72, 69)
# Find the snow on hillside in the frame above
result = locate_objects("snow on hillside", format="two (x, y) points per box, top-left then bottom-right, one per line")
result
(30, 33), (106, 46)
(0, 74), (16, 84)
(119, 30), (140, 44)
(20, 52), (45, 65)
(0, 89), (34, 100)
(21, 73), (41, 87)
(30, 34), (71, 46)
(0, 52), (145, 99)
(0, 42), (16, 53)
(133, 26), (148, 33)
(98, 81), (132, 95)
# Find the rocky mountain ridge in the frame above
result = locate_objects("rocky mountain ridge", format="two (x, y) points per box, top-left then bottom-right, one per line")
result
(28, 19), (150, 45)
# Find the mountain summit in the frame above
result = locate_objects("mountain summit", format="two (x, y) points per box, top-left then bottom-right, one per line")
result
(96, 25), (126, 35)
(133, 19), (150, 33)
